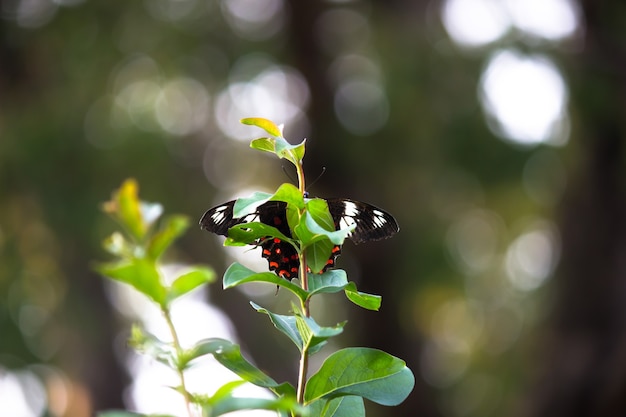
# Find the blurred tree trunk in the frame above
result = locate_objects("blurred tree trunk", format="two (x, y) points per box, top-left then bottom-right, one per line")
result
(522, 1), (626, 416)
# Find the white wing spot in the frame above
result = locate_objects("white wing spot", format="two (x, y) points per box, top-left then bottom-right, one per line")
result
(343, 201), (359, 216)
(339, 216), (357, 231)
(372, 209), (387, 228)
(338, 201), (359, 232)
(211, 208), (227, 223)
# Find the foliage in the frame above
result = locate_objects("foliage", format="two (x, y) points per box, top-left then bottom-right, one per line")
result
(95, 118), (414, 416)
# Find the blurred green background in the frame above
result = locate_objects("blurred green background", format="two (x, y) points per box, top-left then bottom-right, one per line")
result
(1, 0), (625, 416)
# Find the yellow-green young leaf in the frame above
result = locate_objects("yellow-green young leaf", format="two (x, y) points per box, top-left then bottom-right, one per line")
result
(241, 117), (282, 137)
(102, 179), (164, 241)
(285, 139), (305, 163)
(250, 137), (276, 154)
(147, 215), (190, 260)
(274, 138), (305, 166)
(210, 380), (248, 403)
(103, 178), (146, 240)
(271, 183), (305, 209)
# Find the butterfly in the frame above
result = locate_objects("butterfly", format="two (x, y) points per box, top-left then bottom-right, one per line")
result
(199, 198), (399, 279)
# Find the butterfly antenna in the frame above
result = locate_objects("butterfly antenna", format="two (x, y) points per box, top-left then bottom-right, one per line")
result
(281, 165), (297, 185)
(307, 167), (327, 191)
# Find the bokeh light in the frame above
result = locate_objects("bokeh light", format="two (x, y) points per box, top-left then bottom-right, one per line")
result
(220, 0), (285, 40)
(0, 368), (46, 417)
(441, 0), (511, 48)
(504, 0), (580, 41)
(334, 78), (389, 136)
(442, 0), (579, 147)
(479, 50), (568, 146)
(505, 221), (560, 291)
(214, 57), (310, 141)
(446, 209), (504, 275)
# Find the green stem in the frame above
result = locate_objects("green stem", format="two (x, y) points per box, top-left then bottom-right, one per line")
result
(163, 307), (195, 417)
(296, 256), (309, 405)
(295, 159), (309, 406)
(295, 159), (306, 197)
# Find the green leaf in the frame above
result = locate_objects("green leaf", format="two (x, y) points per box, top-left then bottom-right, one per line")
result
(223, 263), (308, 300)
(251, 302), (303, 351)
(303, 211), (352, 245)
(294, 209), (350, 274)
(307, 396), (365, 417)
(295, 210), (350, 251)
(344, 282), (381, 311)
(209, 380), (247, 403)
(304, 348), (415, 406)
(306, 198), (335, 231)
(243, 117), (306, 166)
(252, 304), (344, 355)
(147, 215), (190, 260)
(241, 117), (282, 137)
(296, 313), (345, 355)
(274, 138), (305, 165)
(271, 183), (305, 209)
(114, 179), (145, 239)
(166, 266), (215, 303)
(250, 137), (277, 154)
(185, 338), (295, 397)
(227, 185), (305, 246)
(232, 191), (273, 217)
(308, 270), (349, 295)
(305, 239), (335, 274)
(242, 117), (307, 166)
(102, 179), (162, 240)
(306, 270), (381, 310)
(225, 222), (294, 246)
(96, 258), (166, 306)
(231, 184), (303, 222)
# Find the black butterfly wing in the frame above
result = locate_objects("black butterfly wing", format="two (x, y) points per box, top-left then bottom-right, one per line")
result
(199, 200), (242, 236)
(200, 200), (301, 278)
(199, 200), (291, 237)
(326, 199), (399, 244)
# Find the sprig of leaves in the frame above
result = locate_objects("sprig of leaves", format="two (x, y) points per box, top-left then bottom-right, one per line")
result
(96, 179), (302, 417)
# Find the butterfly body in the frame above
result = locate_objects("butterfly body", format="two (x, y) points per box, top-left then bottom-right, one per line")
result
(200, 198), (398, 278)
